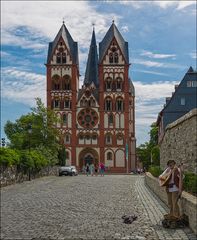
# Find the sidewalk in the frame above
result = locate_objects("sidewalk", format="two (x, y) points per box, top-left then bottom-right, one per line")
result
(136, 177), (196, 240)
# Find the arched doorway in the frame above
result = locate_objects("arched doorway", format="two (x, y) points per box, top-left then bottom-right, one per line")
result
(79, 148), (99, 169)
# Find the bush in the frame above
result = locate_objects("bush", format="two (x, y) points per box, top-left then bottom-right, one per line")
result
(183, 172), (197, 195)
(148, 166), (163, 177)
(0, 147), (20, 166)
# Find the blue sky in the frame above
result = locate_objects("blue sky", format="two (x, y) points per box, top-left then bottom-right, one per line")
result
(1, 1), (196, 146)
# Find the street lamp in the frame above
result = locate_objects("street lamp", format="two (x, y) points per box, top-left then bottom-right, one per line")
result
(27, 124), (32, 181)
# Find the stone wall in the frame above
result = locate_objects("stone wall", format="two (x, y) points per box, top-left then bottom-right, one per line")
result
(145, 172), (197, 235)
(160, 108), (197, 172)
(0, 165), (59, 187)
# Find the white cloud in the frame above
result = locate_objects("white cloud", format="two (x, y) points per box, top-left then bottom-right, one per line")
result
(133, 58), (184, 69)
(121, 25), (129, 33)
(118, 0), (196, 11)
(1, 1), (117, 50)
(140, 50), (176, 59)
(189, 51), (197, 59)
(133, 80), (179, 145)
(132, 69), (169, 76)
(2, 68), (46, 106)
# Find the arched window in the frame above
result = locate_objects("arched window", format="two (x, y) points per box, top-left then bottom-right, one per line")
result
(116, 78), (123, 90)
(62, 75), (71, 90)
(105, 134), (112, 144)
(52, 75), (60, 90)
(56, 53), (61, 64)
(108, 114), (113, 126)
(64, 134), (70, 144)
(105, 77), (112, 91)
(114, 53), (119, 63)
(109, 53), (113, 63)
(64, 99), (71, 109)
(62, 53), (67, 63)
(109, 51), (119, 64)
(107, 152), (112, 161)
(105, 97), (112, 111)
(116, 98), (124, 112)
(53, 99), (60, 109)
(62, 114), (67, 125)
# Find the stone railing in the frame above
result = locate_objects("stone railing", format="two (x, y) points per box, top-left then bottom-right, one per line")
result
(145, 172), (197, 235)
(0, 165), (59, 187)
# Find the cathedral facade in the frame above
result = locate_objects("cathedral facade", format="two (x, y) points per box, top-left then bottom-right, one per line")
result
(46, 22), (136, 173)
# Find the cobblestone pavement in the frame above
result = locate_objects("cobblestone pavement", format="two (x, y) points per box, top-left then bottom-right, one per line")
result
(1, 175), (196, 240)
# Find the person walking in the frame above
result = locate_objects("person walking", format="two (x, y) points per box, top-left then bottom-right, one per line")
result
(99, 162), (105, 176)
(95, 164), (98, 176)
(159, 160), (183, 220)
(90, 163), (95, 176)
(86, 163), (90, 176)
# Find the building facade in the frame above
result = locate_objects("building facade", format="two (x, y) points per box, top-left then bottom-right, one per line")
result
(46, 22), (136, 173)
(157, 67), (197, 143)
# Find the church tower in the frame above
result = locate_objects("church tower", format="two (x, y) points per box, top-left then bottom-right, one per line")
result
(98, 22), (136, 172)
(46, 22), (79, 166)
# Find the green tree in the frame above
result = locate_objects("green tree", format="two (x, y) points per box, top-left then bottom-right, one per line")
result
(4, 98), (61, 153)
(137, 122), (160, 169)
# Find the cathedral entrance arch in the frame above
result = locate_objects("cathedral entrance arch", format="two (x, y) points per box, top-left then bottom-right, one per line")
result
(79, 148), (99, 169)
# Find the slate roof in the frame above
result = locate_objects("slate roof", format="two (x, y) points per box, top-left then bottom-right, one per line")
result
(99, 22), (129, 64)
(84, 29), (99, 87)
(47, 23), (78, 64)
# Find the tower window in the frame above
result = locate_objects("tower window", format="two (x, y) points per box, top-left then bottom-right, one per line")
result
(109, 51), (119, 64)
(116, 98), (124, 111)
(54, 100), (60, 108)
(56, 53), (61, 64)
(109, 53), (113, 63)
(64, 134), (70, 144)
(108, 114), (113, 125)
(105, 99), (112, 111)
(62, 53), (67, 63)
(105, 134), (112, 144)
(63, 114), (67, 125)
(64, 100), (71, 109)
(114, 53), (119, 63)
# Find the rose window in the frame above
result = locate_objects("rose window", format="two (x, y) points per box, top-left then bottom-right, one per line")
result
(78, 108), (98, 128)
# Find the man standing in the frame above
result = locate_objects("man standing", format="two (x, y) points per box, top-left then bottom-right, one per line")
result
(159, 160), (183, 220)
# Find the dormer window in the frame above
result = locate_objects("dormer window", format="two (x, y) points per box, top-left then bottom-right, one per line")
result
(114, 53), (119, 63)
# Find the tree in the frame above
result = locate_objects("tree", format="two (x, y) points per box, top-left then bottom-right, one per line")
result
(137, 122), (160, 169)
(4, 98), (60, 153)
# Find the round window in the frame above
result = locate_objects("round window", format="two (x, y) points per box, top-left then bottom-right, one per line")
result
(77, 108), (98, 128)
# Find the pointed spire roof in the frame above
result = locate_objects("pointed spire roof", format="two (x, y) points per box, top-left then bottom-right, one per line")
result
(99, 22), (129, 64)
(47, 22), (78, 64)
(187, 66), (194, 73)
(84, 28), (99, 87)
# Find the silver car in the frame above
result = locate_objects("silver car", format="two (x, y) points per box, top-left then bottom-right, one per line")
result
(59, 166), (78, 176)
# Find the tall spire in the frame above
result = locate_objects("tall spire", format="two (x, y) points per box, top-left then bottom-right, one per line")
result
(84, 28), (99, 87)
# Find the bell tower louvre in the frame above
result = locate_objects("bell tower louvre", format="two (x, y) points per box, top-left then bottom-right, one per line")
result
(46, 22), (136, 173)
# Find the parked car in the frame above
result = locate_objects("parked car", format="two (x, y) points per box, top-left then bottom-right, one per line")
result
(59, 166), (78, 176)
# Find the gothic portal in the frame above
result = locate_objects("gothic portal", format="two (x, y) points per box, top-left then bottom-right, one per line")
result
(46, 22), (136, 173)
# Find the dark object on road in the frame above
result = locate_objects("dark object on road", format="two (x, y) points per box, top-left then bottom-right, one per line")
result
(162, 216), (189, 229)
(122, 214), (137, 224)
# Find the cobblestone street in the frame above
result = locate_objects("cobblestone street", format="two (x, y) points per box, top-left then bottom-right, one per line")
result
(1, 175), (196, 240)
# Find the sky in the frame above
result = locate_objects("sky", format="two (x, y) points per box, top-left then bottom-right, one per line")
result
(1, 0), (196, 146)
